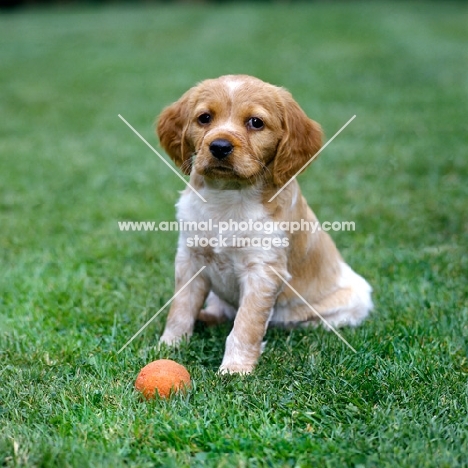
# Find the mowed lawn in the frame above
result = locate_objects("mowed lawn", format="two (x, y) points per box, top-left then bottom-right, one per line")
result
(1, 2), (467, 466)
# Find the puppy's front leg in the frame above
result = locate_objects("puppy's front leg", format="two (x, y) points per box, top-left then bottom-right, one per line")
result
(160, 254), (209, 346)
(219, 271), (283, 374)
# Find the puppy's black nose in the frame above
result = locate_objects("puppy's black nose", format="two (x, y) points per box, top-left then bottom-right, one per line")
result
(209, 139), (234, 160)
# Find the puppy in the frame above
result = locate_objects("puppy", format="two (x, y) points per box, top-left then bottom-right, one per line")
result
(156, 75), (372, 374)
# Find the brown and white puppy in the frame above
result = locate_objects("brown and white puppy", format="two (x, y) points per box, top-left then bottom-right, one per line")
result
(156, 75), (372, 374)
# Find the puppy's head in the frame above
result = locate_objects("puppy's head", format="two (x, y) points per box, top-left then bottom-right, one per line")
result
(157, 75), (322, 186)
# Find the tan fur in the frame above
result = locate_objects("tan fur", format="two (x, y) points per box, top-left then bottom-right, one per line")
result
(156, 75), (373, 374)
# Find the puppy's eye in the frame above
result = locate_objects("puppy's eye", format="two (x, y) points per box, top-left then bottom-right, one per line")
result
(198, 113), (212, 125)
(247, 117), (264, 130)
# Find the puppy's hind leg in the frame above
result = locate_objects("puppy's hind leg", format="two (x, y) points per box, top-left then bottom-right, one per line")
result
(310, 263), (373, 329)
(197, 291), (236, 326)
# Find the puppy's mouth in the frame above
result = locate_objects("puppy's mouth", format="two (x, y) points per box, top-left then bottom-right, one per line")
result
(196, 155), (240, 178)
(203, 164), (239, 178)
(197, 157), (262, 182)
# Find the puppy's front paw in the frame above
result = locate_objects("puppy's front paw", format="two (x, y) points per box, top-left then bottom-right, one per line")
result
(159, 332), (183, 347)
(218, 363), (255, 375)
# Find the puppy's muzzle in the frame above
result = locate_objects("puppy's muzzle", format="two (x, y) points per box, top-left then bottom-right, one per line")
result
(209, 139), (234, 160)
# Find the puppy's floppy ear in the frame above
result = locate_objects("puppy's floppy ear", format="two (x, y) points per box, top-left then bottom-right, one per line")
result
(156, 90), (195, 175)
(273, 89), (323, 186)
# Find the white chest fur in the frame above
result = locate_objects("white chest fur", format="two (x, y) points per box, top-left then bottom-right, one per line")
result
(175, 184), (285, 307)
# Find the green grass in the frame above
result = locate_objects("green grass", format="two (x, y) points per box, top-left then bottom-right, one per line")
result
(1, 1), (467, 466)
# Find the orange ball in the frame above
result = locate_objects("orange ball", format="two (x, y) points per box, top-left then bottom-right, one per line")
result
(135, 359), (191, 399)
